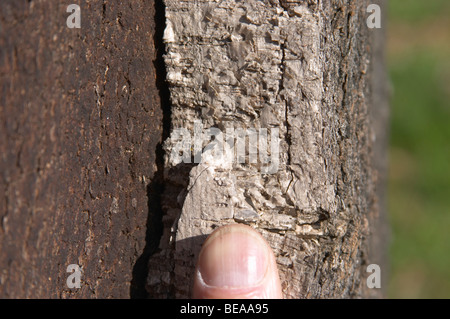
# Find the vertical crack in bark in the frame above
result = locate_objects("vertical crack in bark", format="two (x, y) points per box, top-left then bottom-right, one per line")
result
(279, 40), (291, 167)
(130, 0), (170, 299)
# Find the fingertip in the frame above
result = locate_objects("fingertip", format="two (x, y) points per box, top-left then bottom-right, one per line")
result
(192, 224), (283, 299)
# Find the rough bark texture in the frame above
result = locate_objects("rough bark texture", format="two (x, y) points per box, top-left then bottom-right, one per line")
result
(147, 0), (388, 298)
(0, 1), (166, 298)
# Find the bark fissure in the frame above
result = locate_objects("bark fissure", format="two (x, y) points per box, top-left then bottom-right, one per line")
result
(130, 0), (171, 299)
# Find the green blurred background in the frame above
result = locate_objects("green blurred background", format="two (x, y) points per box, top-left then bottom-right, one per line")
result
(387, 0), (450, 298)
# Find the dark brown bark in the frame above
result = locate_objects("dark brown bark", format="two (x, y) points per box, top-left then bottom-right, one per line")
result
(0, 1), (166, 298)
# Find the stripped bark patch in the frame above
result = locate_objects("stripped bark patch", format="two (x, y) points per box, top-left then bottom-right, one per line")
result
(147, 0), (387, 299)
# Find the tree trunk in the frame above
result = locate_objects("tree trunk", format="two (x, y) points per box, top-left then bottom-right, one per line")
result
(147, 0), (389, 299)
(0, 0), (388, 299)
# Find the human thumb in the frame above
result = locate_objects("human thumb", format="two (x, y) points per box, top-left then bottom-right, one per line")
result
(192, 224), (283, 299)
